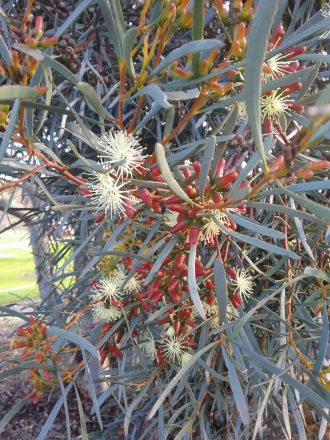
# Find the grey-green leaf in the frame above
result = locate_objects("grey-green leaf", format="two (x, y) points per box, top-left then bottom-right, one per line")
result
(244, 0), (280, 168)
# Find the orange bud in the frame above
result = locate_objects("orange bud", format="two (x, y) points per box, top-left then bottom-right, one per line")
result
(39, 36), (59, 48)
(24, 37), (38, 48)
(27, 58), (38, 77)
(296, 169), (314, 179)
(270, 155), (284, 172)
(236, 23), (246, 48)
(305, 160), (330, 171)
(12, 51), (20, 69)
(214, 0), (227, 16)
(178, 11), (192, 27)
(34, 86), (48, 94)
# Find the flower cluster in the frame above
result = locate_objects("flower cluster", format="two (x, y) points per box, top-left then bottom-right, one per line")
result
(83, 133), (267, 366)
(86, 131), (146, 218)
(11, 317), (59, 402)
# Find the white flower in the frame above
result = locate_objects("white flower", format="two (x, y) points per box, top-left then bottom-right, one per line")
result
(92, 302), (122, 322)
(164, 209), (179, 227)
(98, 131), (145, 178)
(91, 276), (122, 302)
(113, 266), (142, 293)
(125, 275), (142, 293)
(232, 268), (254, 300)
(201, 209), (229, 242)
(260, 89), (290, 121)
(88, 172), (130, 217)
(262, 53), (289, 82)
(162, 334), (189, 365)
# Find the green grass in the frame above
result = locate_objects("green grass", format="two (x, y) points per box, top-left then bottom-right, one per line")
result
(0, 249), (38, 304)
(0, 230), (76, 305)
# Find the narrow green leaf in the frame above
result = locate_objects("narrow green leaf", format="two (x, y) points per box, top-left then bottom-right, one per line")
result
(150, 40), (224, 78)
(123, 27), (138, 78)
(0, 85), (44, 101)
(227, 212), (285, 240)
(37, 382), (74, 440)
(148, 342), (218, 419)
(188, 244), (206, 320)
(303, 267), (330, 283)
(0, 35), (12, 65)
(47, 327), (100, 360)
(244, 0), (280, 168)
(155, 142), (192, 203)
(99, 0), (123, 60)
(144, 235), (178, 285)
(289, 198), (315, 260)
(0, 99), (20, 160)
(0, 398), (28, 434)
(210, 106), (239, 178)
(228, 135), (273, 198)
(54, 0), (93, 38)
(277, 181), (330, 223)
(222, 347), (250, 426)
(73, 383), (89, 440)
(124, 379), (153, 436)
(214, 219), (299, 259)
(134, 84), (172, 109)
(76, 82), (109, 118)
(192, 0), (204, 77)
(237, 342), (330, 408)
(313, 303), (329, 376)
(247, 202), (324, 224)
(0, 306), (30, 322)
(13, 43), (78, 84)
(214, 258), (228, 325)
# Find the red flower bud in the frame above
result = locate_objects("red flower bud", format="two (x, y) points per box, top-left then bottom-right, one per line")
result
(231, 293), (243, 309)
(219, 171), (238, 187)
(94, 213), (105, 224)
(282, 82), (302, 96)
(185, 185), (196, 196)
(264, 117), (272, 134)
(193, 161), (202, 177)
(167, 203), (187, 213)
(215, 158), (226, 178)
(137, 188), (153, 207)
(176, 253), (186, 266)
(287, 101), (304, 112)
(150, 290), (164, 303)
(189, 225), (200, 245)
(205, 279), (214, 290)
(170, 220), (188, 234)
(150, 165), (161, 177)
(285, 46), (306, 59)
(152, 201), (162, 213)
(140, 302), (151, 312)
(35, 16), (44, 33)
(173, 320), (181, 336)
(182, 167), (191, 179)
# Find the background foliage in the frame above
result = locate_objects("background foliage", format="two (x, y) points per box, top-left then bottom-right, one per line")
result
(0, 0), (330, 438)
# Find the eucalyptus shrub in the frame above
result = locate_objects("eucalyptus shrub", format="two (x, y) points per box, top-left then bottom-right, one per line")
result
(1, 0), (330, 438)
